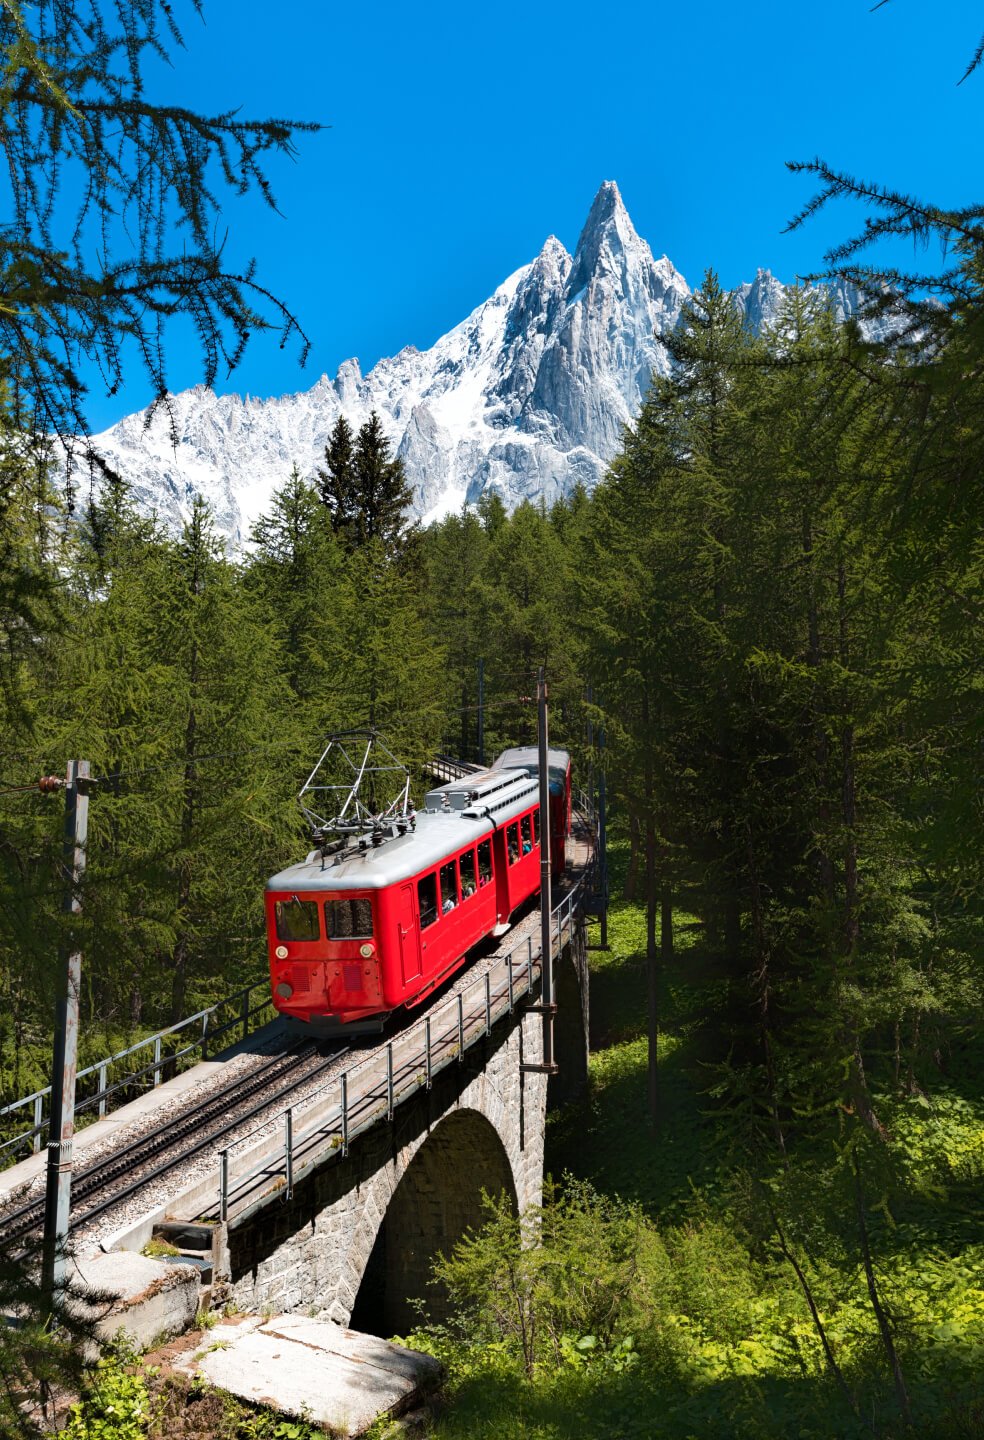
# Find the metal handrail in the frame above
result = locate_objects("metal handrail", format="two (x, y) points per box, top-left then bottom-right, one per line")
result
(0, 978), (274, 1164)
(216, 804), (596, 1224)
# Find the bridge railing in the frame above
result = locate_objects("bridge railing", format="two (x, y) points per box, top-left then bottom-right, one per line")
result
(426, 755), (486, 784)
(0, 978), (274, 1165)
(215, 808), (596, 1226)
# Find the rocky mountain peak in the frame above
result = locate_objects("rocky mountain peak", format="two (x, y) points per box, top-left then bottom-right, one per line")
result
(566, 179), (647, 295)
(84, 186), (893, 548)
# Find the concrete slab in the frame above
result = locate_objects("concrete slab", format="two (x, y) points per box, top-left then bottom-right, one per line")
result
(70, 1249), (201, 1348)
(171, 1315), (440, 1437)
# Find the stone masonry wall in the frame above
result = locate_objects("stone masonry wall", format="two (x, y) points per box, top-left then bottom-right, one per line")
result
(218, 1004), (549, 1325)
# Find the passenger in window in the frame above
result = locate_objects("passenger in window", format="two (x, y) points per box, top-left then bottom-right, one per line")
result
(418, 874), (439, 928)
(440, 860), (458, 913)
(460, 850), (477, 898)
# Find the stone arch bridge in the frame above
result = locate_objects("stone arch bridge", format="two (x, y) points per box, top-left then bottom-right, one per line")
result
(205, 843), (593, 1333)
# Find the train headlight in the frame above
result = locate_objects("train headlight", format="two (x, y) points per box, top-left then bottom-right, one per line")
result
(275, 945), (288, 959)
(275, 981), (293, 998)
(359, 942), (374, 959)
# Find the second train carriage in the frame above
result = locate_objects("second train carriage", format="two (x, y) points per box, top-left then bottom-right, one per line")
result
(265, 748), (572, 1034)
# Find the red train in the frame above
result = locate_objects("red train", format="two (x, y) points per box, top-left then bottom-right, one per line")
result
(265, 748), (572, 1034)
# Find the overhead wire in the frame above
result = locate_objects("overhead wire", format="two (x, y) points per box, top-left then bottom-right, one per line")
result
(0, 687), (573, 803)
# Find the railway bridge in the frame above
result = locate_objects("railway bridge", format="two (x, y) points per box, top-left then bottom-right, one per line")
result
(201, 820), (592, 1332)
(0, 787), (596, 1345)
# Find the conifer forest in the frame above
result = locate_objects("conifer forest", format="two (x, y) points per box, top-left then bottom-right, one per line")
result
(0, 2), (982, 1437)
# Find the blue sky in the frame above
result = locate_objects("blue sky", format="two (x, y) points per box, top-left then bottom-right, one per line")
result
(84, 0), (983, 430)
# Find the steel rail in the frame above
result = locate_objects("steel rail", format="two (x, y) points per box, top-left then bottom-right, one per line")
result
(212, 808), (595, 1225)
(0, 1041), (349, 1253)
(1, 979), (274, 1162)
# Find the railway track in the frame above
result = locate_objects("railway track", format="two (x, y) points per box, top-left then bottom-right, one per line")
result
(0, 1039), (350, 1256)
(0, 799), (595, 1248)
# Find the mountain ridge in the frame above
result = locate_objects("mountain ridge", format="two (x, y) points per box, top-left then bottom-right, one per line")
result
(86, 182), (886, 547)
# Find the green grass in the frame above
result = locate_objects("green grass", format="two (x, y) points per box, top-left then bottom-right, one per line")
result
(417, 843), (984, 1439)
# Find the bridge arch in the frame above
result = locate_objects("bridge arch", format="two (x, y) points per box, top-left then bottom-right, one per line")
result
(351, 1107), (516, 1336)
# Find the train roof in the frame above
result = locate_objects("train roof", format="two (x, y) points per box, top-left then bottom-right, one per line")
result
(267, 767), (540, 894)
(493, 747), (570, 794)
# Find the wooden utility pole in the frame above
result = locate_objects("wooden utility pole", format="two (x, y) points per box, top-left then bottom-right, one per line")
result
(537, 669), (555, 1071)
(597, 726), (609, 950)
(521, 669), (558, 1078)
(42, 760), (90, 1306)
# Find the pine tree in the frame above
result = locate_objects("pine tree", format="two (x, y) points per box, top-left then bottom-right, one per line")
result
(0, 0), (319, 452)
(146, 498), (297, 1020)
(419, 509), (490, 759)
(247, 466), (348, 721)
(316, 412), (416, 560)
(316, 416), (358, 538)
(353, 412), (416, 557)
(317, 538), (445, 776)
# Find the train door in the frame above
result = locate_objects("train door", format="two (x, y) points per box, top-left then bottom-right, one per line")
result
(397, 882), (421, 986)
(492, 826), (511, 930)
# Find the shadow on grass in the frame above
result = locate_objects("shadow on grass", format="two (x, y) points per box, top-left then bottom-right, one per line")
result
(547, 1028), (729, 1218)
(549, 877), (731, 1217)
(434, 1351), (984, 1440)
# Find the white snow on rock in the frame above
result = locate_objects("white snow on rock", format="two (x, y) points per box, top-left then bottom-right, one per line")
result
(83, 182), (894, 549)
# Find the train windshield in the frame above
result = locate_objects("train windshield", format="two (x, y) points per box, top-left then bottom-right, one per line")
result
(325, 897), (373, 939)
(274, 898), (320, 942)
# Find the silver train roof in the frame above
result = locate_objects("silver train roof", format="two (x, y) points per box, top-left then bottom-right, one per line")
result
(267, 767), (540, 894)
(494, 747), (570, 794)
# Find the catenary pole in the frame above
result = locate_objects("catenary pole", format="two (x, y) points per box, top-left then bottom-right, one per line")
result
(537, 669), (557, 1072)
(598, 726), (609, 949)
(42, 760), (90, 1305)
(477, 658), (485, 767)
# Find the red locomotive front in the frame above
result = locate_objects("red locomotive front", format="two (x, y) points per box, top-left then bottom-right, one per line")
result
(265, 888), (388, 1029)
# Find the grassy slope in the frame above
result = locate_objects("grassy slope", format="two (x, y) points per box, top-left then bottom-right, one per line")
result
(421, 846), (984, 1440)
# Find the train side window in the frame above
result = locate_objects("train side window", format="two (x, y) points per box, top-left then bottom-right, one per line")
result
(440, 859), (459, 913)
(533, 808), (540, 845)
(460, 848), (477, 899)
(418, 873), (438, 929)
(478, 838), (493, 886)
(274, 898), (320, 942)
(324, 897), (373, 939)
(507, 822), (520, 865)
(520, 815), (532, 854)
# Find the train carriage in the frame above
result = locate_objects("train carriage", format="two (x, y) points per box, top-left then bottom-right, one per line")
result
(265, 749), (572, 1035)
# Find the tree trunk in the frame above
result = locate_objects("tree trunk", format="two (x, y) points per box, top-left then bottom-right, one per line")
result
(170, 696), (196, 1024)
(459, 678), (469, 761)
(660, 882), (673, 964)
(624, 812), (641, 901)
(838, 560), (883, 1138)
(646, 814), (660, 1130)
(746, 825), (786, 1157)
(854, 1151), (912, 1427)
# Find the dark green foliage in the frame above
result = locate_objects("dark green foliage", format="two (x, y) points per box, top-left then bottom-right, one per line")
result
(315, 416), (357, 538)
(317, 412), (416, 560)
(0, 0), (319, 449)
(0, 1250), (113, 1439)
(412, 882), (984, 1440)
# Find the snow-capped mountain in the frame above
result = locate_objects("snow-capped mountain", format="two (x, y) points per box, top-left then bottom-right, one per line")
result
(86, 182), (887, 547)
